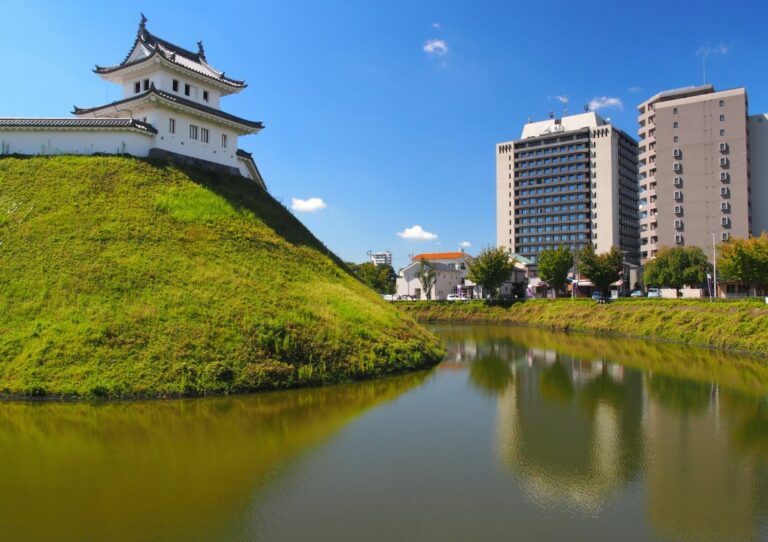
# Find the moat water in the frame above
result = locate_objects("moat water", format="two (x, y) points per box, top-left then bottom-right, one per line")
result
(1, 325), (767, 541)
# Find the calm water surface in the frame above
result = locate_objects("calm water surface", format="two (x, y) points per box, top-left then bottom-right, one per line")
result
(1, 325), (768, 541)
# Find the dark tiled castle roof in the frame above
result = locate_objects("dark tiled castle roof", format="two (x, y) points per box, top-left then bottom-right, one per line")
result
(94, 14), (246, 89)
(0, 118), (157, 134)
(73, 84), (263, 132)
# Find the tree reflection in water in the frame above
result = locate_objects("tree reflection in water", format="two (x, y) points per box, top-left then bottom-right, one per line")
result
(433, 324), (768, 541)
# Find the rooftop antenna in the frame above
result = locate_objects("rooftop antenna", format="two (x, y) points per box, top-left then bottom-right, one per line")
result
(527, 114), (533, 123)
(702, 53), (707, 85)
(561, 95), (568, 116)
(584, 104), (590, 112)
(548, 111), (554, 119)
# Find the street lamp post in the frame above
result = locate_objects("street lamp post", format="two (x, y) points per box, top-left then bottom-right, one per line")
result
(712, 233), (718, 301)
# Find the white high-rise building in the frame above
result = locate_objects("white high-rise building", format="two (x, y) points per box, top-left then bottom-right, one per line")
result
(368, 251), (392, 266)
(496, 112), (639, 263)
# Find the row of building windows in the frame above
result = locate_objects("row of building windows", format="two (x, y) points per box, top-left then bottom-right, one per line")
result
(133, 78), (211, 103)
(516, 173), (586, 187)
(516, 143), (587, 158)
(518, 196), (587, 209)
(518, 223), (587, 234)
(517, 183), (587, 197)
(168, 118), (227, 148)
(518, 164), (586, 177)
(519, 207), (588, 223)
(518, 233), (588, 244)
(517, 154), (586, 168)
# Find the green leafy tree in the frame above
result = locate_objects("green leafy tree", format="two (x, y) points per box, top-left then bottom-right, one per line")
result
(644, 246), (708, 297)
(537, 245), (573, 297)
(347, 262), (397, 294)
(467, 247), (516, 301)
(718, 233), (768, 296)
(578, 245), (622, 296)
(417, 260), (437, 300)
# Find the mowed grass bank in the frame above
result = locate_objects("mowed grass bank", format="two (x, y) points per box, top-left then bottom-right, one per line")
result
(0, 156), (443, 398)
(400, 298), (768, 355)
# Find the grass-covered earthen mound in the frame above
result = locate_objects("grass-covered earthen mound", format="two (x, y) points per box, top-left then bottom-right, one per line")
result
(0, 156), (443, 398)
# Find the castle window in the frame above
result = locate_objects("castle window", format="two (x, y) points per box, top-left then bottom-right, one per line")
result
(169, 118), (176, 134)
(203, 90), (209, 102)
(221, 134), (228, 148)
(143, 79), (150, 91)
(189, 124), (198, 140)
(134, 81), (141, 94)
(185, 84), (191, 96)
(201, 128), (209, 143)
(172, 79), (179, 92)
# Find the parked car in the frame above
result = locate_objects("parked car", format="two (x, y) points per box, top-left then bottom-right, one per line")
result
(592, 291), (611, 304)
(382, 294), (396, 301)
(397, 294), (416, 301)
(446, 294), (470, 302)
(647, 288), (661, 298)
(630, 290), (645, 298)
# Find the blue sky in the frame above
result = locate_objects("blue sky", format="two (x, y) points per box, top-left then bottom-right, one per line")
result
(2, 1), (767, 268)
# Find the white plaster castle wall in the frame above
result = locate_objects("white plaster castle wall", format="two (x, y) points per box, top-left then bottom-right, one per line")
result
(237, 158), (254, 180)
(149, 108), (240, 167)
(119, 68), (222, 109)
(0, 130), (153, 157)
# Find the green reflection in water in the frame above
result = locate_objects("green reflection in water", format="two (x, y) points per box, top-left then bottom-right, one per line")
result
(0, 372), (427, 542)
(437, 324), (768, 541)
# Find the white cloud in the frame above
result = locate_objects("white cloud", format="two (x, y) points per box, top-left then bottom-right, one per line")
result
(290, 197), (326, 213)
(423, 39), (448, 56)
(431, 22), (442, 29)
(553, 95), (569, 104)
(459, 241), (471, 248)
(588, 96), (623, 112)
(397, 225), (438, 241)
(697, 43), (730, 57)
(628, 86), (643, 94)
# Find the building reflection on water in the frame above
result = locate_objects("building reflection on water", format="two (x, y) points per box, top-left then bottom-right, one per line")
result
(442, 331), (768, 541)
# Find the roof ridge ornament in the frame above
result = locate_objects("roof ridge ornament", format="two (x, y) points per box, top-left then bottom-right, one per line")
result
(139, 13), (148, 33)
(197, 40), (205, 60)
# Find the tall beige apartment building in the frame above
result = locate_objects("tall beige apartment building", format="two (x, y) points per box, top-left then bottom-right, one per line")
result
(496, 112), (639, 263)
(637, 85), (750, 261)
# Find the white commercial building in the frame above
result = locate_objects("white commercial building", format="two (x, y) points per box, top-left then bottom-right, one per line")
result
(395, 261), (463, 300)
(0, 15), (265, 188)
(497, 112), (640, 263)
(368, 251), (393, 266)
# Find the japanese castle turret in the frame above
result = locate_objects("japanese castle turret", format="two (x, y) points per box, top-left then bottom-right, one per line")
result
(0, 15), (265, 187)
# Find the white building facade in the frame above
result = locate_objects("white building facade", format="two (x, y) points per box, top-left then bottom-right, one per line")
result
(0, 15), (265, 188)
(497, 112), (640, 264)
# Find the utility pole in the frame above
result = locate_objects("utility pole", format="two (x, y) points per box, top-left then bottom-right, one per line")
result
(712, 233), (718, 301)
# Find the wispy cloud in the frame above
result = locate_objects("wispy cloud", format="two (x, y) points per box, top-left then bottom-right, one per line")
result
(459, 241), (471, 248)
(431, 22), (442, 29)
(588, 96), (623, 112)
(628, 86), (643, 94)
(291, 197), (326, 213)
(553, 95), (569, 104)
(397, 225), (438, 241)
(423, 39), (448, 56)
(697, 43), (730, 57)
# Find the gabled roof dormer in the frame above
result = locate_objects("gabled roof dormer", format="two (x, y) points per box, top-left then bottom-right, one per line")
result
(93, 14), (246, 95)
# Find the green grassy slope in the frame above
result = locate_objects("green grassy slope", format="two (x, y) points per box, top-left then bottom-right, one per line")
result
(0, 156), (443, 398)
(401, 299), (768, 355)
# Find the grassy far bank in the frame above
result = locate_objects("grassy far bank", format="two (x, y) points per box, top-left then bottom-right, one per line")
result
(0, 156), (443, 398)
(400, 298), (768, 356)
